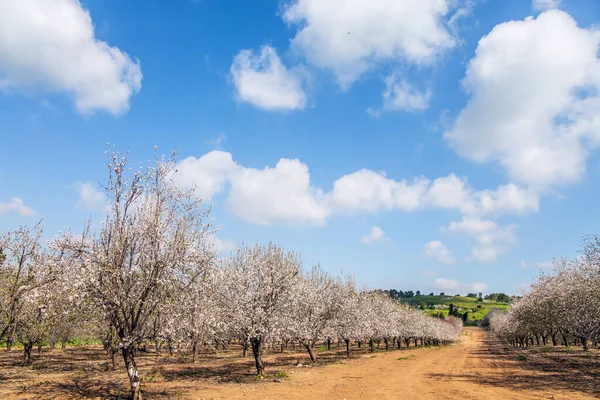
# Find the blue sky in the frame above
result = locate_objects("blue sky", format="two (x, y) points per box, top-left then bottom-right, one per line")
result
(1, 0), (600, 294)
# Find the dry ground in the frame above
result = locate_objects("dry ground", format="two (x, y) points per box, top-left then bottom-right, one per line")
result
(0, 328), (598, 399)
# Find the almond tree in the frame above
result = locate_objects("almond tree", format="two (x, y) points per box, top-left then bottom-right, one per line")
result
(217, 242), (302, 375)
(57, 149), (215, 399)
(291, 265), (339, 362)
(0, 222), (54, 352)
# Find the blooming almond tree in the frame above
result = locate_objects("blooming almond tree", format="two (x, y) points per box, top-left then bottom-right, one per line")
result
(0, 222), (54, 354)
(217, 242), (302, 375)
(57, 149), (215, 399)
(291, 265), (340, 362)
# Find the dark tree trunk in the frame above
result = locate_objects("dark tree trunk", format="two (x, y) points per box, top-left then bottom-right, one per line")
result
(23, 342), (33, 365)
(344, 339), (351, 357)
(384, 338), (389, 351)
(581, 337), (589, 351)
(37, 344), (42, 357)
(192, 341), (198, 363)
(122, 347), (142, 400)
(327, 338), (331, 351)
(242, 340), (248, 357)
(369, 339), (374, 353)
(250, 338), (264, 375)
(304, 342), (316, 362)
(357, 340), (362, 349)
(6, 338), (13, 352)
(551, 334), (557, 346)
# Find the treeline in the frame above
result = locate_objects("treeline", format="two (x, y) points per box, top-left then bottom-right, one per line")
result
(489, 237), (600, 350)
(0, 149), (463, 400)
(385, 289), (511, 303)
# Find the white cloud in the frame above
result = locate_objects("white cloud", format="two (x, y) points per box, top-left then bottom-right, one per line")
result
(0, 0), (142, 115)
(176, 151), (238, 199)
(176, 151), (539, 228)
(431, 278), (488, 293)
(520, 260), (553, 269)
(74, 182), (105, 211)
(0, 198), (36, 216)
(533, 0), (560, 11)
(423, 240), (454, 264)
(361, 226), (388, 245)
(282, 0), (455, 87)
(368, 73), (431, 116)
(230, 46), (307, 111)
(445, 10), (600, 189)
(214, 237), (237, 254)
(446, 217), (516, 263)
(327, 170), (429, 213)
(226, 159), (328, 226)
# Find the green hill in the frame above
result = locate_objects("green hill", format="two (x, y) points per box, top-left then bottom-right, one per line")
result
(398, 295), (509, 322)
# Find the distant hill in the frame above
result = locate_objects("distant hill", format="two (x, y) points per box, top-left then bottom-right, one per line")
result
(379, 290), (511, 322)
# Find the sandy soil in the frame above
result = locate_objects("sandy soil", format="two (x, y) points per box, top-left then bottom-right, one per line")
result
(188, 328), (598, 400)
(1, 328), (598, 399)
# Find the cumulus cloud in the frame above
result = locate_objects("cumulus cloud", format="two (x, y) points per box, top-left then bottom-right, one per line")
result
(0, 198), (36, 216)
(424, 240), (454, 264)
(0, 0), (142, 115)
(445, 10), (600, 189)
(533, 0), (560, 11)
(446, 217), (516, 263)
(282, 0), (455, 87)
(74, 182), (105, 211)
(368, 73), (431, 116)
(176, 151), (238, 199)
(361, 226), (388, 245)
(226, 159), (327, 226)
(230, 46), (307, 111)
(431, 278), (488, 293)
(176, 151), (541, 227)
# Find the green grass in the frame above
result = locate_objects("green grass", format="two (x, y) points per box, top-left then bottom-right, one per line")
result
(397, 354), (415, 360)
(402, 295), (508, 321)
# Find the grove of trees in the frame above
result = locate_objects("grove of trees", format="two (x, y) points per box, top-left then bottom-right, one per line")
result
(489, 237), (600, 351)
(0, 149), (463, 399)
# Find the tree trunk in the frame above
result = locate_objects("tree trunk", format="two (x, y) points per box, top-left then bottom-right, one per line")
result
(23, 342), (33, 365)
(384, 338), (389, 351)
(250, 338), (264, 375)
(581, 337), (589, 351)
(344, 339), (351, 358)
(192, 341), (197, 363)
(304, 342), (317, 362)
(6, 338), (13, 352)
(111, 349), (117, 370)
(551, 334), (557, 346)
(357, 340), (362, 349)
(369, 339), (374, 353)
(242, 340), (248, 357)
(327, 338), (331, 351)
(122, 347), (142, 400)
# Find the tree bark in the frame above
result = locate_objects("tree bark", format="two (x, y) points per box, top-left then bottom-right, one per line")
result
(304, 342), (316, 362)
(23, 342), (33, 365)
(344, 339), (351, 357)
(581, 337), (589, 351)
(369, 339), (374, 353)
(250, 338), (264, 375)
(384, 338), (389, 351)
(122, 347), (142, 400)
(242, 340), (248, 357)
(192, 341), (197, 363)
(6, 338), (13, 352)
(327, 338), (331, 351)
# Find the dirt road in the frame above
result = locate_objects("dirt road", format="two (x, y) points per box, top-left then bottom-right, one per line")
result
(188, 328), (598, 400)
